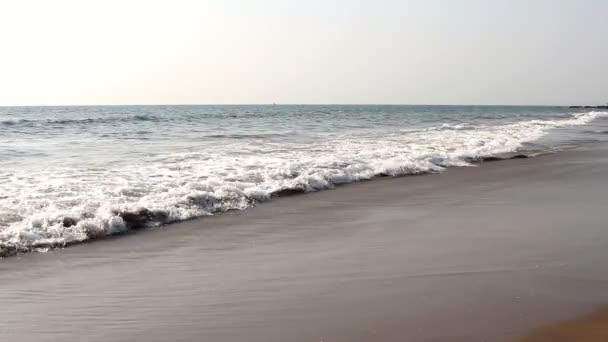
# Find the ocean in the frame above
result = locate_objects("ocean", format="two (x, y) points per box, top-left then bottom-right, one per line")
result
(1, 105), (607, 256)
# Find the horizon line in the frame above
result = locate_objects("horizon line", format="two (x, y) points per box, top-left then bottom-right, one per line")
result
(0, 103), (581, 108)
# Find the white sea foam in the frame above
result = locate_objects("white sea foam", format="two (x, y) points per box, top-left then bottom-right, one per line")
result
(1, 111), (606, 255)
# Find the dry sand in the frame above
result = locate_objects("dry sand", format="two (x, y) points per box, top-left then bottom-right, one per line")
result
(521, 308), (608, 342)
(2, 145), (608, 341)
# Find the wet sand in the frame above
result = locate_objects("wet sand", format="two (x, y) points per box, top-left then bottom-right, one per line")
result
(2, 145), (608, 341)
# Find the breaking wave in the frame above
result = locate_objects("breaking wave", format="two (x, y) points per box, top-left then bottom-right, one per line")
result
(1, 111), (606, 257)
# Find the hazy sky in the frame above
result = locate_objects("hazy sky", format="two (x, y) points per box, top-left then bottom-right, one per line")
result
(0, 0), (606, 106)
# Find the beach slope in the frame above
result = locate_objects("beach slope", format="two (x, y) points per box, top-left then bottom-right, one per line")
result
(2, 146), (608, 341)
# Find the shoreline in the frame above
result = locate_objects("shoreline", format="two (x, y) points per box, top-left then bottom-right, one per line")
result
(3, 108), (607, 258)
(0, 151), (545, 258)
(2, 145), (608, 341)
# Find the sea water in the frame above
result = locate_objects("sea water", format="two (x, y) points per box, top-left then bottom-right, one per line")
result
(1, 105), (607, 255)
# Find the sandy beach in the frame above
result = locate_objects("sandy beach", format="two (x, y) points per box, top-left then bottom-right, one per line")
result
(2, 144), (608, 341)
(2, 0), (607, 340)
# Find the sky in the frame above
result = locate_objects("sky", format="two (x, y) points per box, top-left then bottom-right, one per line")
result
(0, 0), (606, 106)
